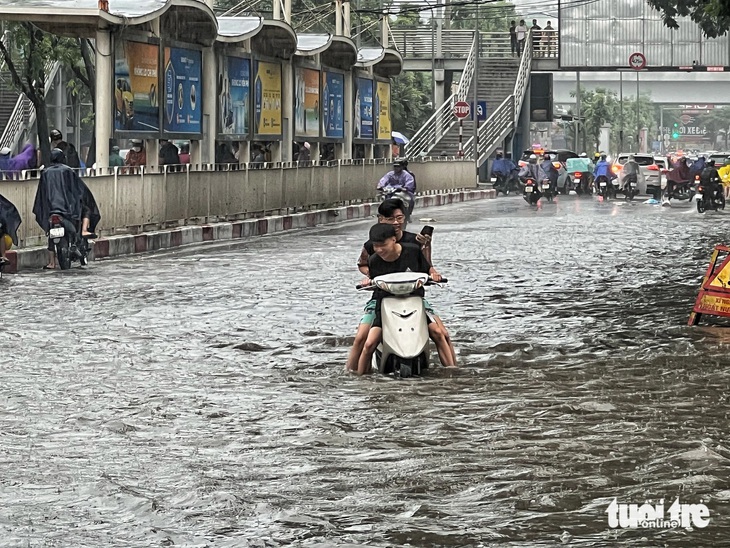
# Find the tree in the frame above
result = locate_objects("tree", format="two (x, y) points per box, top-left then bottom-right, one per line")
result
(611, 93), (657, 153)
(695, 107), (730, 147)
(646, 0), (730, 38)
(448, 1), (517, 32)
(390, 71), (432, 135)
(570, 87), (619, 152)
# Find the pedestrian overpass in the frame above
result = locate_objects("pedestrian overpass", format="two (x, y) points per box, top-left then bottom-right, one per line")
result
(392, 28), (558, 166)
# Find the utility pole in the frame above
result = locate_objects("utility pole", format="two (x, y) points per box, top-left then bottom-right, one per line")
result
(473, 0), (479, 184)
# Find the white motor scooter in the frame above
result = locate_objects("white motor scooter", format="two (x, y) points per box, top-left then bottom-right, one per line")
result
(358, 272), (446, 378)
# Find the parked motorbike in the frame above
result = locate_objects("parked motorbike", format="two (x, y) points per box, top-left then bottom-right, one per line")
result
(522, 177), (540, 206)
(357, 272), (447, 378)
(48, 214), (91, 270)
(695, 181), (726, 213)
(541, 178), (554, 202)
(380, 186), (414, 223)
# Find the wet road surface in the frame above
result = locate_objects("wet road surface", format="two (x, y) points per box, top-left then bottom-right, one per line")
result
(3, 195), (730, 546)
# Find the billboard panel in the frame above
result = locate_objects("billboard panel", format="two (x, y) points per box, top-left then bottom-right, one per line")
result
(254, 61), (282, 136)
(559, 0), (730, 69)
(294, 67), (320, 138)
(114, 40), (159, 132)
(354, 77), (373, 140)
(375, 80), (391, 141)
(163, 47), (202, 134)
(218, 56), (250, 137)
(322, 71), (344, 139)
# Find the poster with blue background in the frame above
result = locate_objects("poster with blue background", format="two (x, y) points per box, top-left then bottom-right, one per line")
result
(322, 71), (344, 139)
(355, 77), (373, 140)
(164, 47), (202, 134)
(219, 56), (250, 136)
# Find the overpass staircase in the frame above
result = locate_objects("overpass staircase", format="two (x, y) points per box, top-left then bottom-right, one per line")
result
(401, 30), (534, 167)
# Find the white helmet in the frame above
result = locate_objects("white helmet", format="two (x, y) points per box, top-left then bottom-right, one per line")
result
(529, 154), (537, 160)
(580, 152), (587, 157)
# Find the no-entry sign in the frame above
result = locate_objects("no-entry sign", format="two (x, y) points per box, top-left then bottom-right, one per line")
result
(454, 101), (470, 119)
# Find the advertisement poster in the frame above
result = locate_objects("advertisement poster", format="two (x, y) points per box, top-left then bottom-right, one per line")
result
(375, 80), (391, 141)
(294, 67), (320, 138)
(218, 56), (250, 136)
(322, 71), (344, 139)
(114, 40), (159, 132)
(254, 61), (282, 136)
(354, 77), (373, 140)
(163, 47), (202, 134)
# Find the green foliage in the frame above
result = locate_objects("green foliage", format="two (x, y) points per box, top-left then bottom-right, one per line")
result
(390, 71), (432, 135)
(448, 1), (518, 32)
(646, 0), (730, 38)
(695, 107), (730, 146)
(569, 87), (619, 151)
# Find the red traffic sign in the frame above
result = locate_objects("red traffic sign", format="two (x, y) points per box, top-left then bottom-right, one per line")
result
(629, 52), (646, 70)
(454, 101), (470, 119)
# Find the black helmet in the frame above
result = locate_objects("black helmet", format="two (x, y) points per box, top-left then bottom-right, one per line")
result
(708, 159), (716, 167)
(496, 151), (503, 159)
(50, 148), (65, 164)
(50, 129), (62, 141)
(393, 158), (407, 168)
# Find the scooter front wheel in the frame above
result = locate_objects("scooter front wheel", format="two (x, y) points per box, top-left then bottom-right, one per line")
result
(697, 199), (706, 213)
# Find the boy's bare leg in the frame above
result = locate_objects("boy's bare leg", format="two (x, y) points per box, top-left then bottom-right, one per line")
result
(346, 322), (371, 372)
(357, 327), (382, 375)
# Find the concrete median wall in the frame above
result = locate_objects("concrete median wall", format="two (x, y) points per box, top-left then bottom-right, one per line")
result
(0, 159), (476, 248)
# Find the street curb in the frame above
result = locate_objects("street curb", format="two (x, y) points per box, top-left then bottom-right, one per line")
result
(6, 189), (496, 272)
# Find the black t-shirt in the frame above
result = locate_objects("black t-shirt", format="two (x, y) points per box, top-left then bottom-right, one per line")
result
(368, 242), (432, 300)
(363, 230), (419, 257)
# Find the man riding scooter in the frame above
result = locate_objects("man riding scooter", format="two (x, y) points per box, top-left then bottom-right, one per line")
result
(378, 159), (415, 222)
(491, 151), (518, 194)
(593, 153), (615, 197)
(698, 158), (724, 210)
(33, 148), (100, 269)
(540, 153), (559, 194)
(566, 153), (594, 195)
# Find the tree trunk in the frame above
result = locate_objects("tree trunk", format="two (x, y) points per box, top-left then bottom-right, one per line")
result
(33, 93), (51, 167)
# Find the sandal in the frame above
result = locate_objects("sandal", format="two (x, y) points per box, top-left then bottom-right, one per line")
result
(43, 265), (55, 270)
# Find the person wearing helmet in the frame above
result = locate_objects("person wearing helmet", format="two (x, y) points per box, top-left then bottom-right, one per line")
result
(700, 158), (722, 204)
(593, 153), (614, 191)
(620, 154), (641, 194)
(665, 156), (691, 201)
(377, 158), (416, 220)
(518, 153), (547, 183)
(32, 148), (101, 269)
(540, 153), (559, 192)
(109, 145), (124, 168)
(566, 153), (594, 194)
(125, 139), (146, 173)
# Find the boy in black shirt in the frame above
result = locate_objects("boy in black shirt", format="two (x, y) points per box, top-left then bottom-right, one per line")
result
(356, 223), (455, 375)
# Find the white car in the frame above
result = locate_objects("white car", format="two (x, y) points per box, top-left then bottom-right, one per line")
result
(613, 153), (660, 196)
(654, 156), (671, 191)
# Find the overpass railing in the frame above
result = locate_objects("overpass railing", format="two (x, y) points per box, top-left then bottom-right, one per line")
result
(403, 32), (477, 158)
(391, 29), (516, 60)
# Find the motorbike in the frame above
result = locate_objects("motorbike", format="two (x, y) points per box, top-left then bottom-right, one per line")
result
(695, 180), (726, 213)
(380, 186), (415, 223)
(541, 178), (554, 202)
(357, 272), (447, 378)
(622, 174), (638, 201)
(522, 177), (540, 206)
(665, 179), (696, 202)
(48, 214), (91, 270)
(595, 175), (611, 200)
(493, 172), (519, 196)
(571, 171), (592, 195)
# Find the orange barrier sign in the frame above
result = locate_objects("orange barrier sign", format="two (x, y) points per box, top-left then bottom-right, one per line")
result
(689, 245), (730, 325)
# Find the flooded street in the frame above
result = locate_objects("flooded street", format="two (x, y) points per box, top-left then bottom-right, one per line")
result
(4, 195), (730, 547)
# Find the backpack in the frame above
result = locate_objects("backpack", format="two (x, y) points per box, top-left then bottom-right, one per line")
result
(65, 143), (81, 168)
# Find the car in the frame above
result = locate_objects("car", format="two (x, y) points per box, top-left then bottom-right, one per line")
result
(654, 156), (671, 190)
(709, 152), (730, 166)
(613, 153), (660, 196)
(519, 148), (579, 193)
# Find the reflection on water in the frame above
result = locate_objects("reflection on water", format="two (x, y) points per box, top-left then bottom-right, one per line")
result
(3, 197), (730, 546)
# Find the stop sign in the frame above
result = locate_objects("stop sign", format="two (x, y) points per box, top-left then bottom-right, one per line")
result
(454, 101), (470, 119)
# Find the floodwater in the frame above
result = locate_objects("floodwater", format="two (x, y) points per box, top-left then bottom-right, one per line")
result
(3, 195), (730, 547)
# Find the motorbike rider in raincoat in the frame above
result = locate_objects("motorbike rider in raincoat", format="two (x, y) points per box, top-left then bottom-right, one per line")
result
(378, 159), (416, 220)
(518, 154), (546, 183)
(491, 152), (518, 191)
(33, 148), (101, 269)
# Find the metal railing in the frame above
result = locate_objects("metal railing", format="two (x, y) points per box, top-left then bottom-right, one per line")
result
(462, 32), (533, 162)
(404, 32), (477, 158)
(390, 28), (476, 59)
(478, 31), (513, 58)
(531, 30), (558, 59)
(0, 59), (61, 151)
